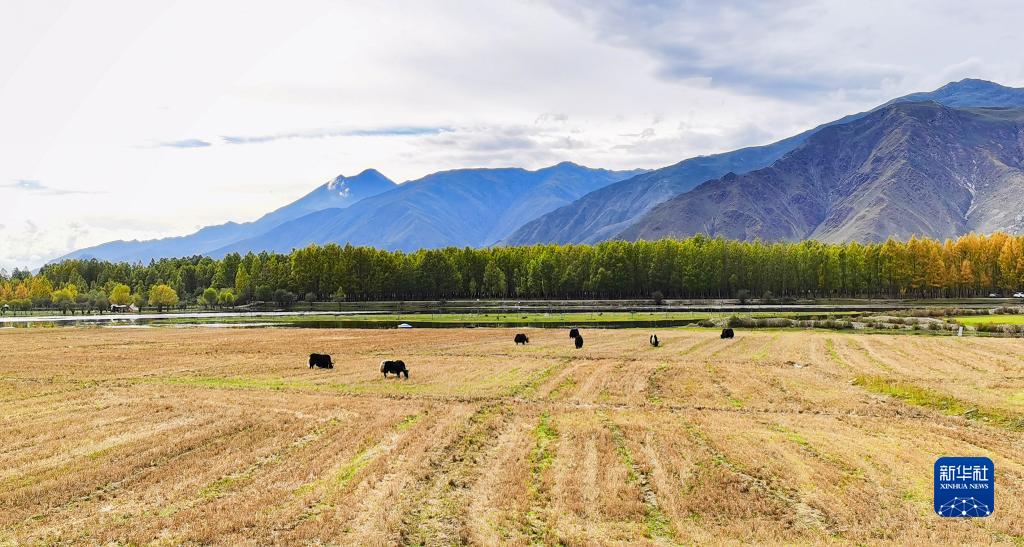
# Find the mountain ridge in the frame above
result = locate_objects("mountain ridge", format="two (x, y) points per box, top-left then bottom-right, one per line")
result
(619, 102), (1024, 243)
(58, 169), (398, 263)
(210, 162), (645, 256)
(501, 78), (1024, 246)
(54, 78), (1024, 263)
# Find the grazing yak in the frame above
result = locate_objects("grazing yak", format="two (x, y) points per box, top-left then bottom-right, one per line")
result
(720, 328), (735, 339)
(514, 333), (529, 345)
(309, 353), (334, 369)
(380, 360), (409, 379)
(568, 328), (580, 339)
(574, 334), (584, 349)
(650, 334), (659, 347)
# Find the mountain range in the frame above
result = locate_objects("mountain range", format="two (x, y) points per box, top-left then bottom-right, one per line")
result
(60, 169), (397, 263)
(209, 162), (643, 256)
(620, 102), (1024, 242)
(503, 78), (1024, 245)
(63, 163), (642, 262)
(57, 78), (1024, 263)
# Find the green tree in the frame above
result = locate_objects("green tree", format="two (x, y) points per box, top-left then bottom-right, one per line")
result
(331, 287), (347, 302)
(27, 232), (1024, 304)
(75, 291), (89, 314)
(217, 289), (236, 308)
(179, 264), (198, 297)
(736, 288), (751, 304)
(201, 287), (218, 309)
(255, 285), (274, 302)
(274, 288), (297, 309)
(12, 298), (31, 314)
(482, 261), (506, 297)
(211, 253), (240, 289)
(51, 284), (78, 314)
(651, 290), (664, 305)
(87, 289), (109, 314)
(234, 268), (252, 303)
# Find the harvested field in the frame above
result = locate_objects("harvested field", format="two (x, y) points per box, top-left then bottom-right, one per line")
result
(1, 327), (1023, 544)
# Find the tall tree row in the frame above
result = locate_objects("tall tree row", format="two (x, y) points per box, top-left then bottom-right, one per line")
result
(5, 232), (1024, 307)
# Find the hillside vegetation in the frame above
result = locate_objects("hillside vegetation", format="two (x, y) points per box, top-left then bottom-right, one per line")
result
(6, 232), (1024, 313)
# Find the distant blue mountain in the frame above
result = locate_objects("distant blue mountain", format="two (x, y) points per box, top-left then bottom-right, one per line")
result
(502, 78), (1024, 245)
(56, 79), (1024, 262)
(57, 162), (640, 262)
(210, 162), (645, 255)
(58, 169), (396, 263)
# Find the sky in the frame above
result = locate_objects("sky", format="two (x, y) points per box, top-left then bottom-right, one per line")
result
(2, 0), (1023, 271)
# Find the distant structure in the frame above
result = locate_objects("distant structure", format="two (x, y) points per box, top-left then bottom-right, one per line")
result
(110, 304), (139, 313)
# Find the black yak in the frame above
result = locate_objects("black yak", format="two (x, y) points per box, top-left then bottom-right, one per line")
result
(569, 328), (580, 339)
(380, 360), (409, 379)
(650, 334), (659, 347)
(574, 334), (584, 349)
(514, 333), (529, 345)
(309, 353), (334, 369)
(721, 328), (735, 339)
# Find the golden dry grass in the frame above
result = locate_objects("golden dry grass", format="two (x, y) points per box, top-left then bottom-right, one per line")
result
(1, 327), (1022, 545)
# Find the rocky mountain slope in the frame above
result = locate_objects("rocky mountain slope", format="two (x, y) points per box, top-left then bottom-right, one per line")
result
(503, 79), (1024, 245)
(620, 102), (1024, 242)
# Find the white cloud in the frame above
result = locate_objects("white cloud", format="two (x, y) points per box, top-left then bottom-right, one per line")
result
(156, 139), (212, 149)
(551, 0), (1024, 100)
(220, 126), (451, 145)
(0, 0), (1022, 269)
(2, 179), (100, 195)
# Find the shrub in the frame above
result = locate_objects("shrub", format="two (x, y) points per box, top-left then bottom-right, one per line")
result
(727, 316), (755, 328)
(736, 289), (751, 304)
(755, 317), (794, 328)
(814, 319), (853, 330)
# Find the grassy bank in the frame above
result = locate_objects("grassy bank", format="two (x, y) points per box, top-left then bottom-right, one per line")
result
(145, 310), (862, 327)
(951, 314), (1024, 325)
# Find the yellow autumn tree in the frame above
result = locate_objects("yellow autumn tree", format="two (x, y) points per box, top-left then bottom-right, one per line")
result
(148, 284), (179, 312)
(109, 283), (132, 306)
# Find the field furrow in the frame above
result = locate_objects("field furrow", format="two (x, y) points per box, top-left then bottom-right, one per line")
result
(2, 327), (1022, 544)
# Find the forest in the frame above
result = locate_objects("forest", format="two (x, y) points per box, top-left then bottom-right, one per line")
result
(3, 232), (1024, 312)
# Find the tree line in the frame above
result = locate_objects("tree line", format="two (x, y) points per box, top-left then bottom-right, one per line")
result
(3, 232), (1024, 312)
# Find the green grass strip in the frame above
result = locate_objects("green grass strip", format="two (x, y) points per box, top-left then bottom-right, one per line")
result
(854, 375), (1024, 431)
